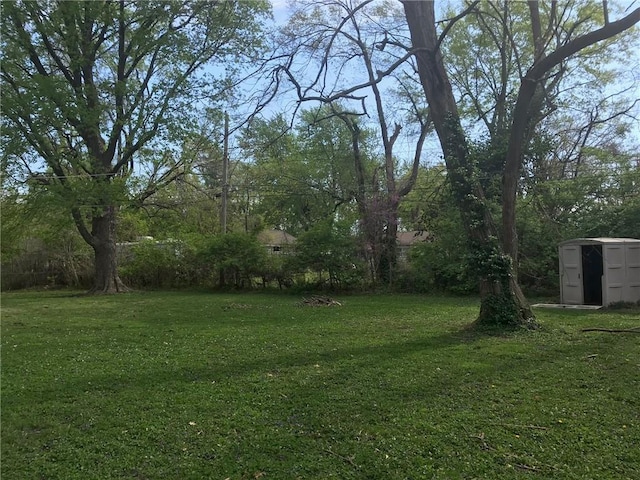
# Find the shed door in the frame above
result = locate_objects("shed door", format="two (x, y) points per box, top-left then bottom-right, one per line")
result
(603, 244), (625, 305)
(560, 245), (583, 304)
(624, 244), (640, 303)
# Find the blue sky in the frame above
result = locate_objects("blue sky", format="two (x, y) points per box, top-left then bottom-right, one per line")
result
(254, 0), (640, 167)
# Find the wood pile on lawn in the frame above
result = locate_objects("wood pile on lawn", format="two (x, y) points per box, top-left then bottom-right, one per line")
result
(299, 296), (342, 307)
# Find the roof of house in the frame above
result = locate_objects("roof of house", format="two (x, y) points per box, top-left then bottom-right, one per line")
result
(397, 230), (432, 246)
(258, 229), (297, 246)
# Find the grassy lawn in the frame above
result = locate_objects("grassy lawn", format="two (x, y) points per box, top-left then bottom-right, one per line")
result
(1, 291), (639, 479)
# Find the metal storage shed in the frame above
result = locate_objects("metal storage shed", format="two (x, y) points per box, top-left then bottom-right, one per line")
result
(559, 238), (640, 306)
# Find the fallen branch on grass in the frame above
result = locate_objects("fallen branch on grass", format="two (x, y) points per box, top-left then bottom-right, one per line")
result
(581, 327), (640, 334)
(515, 463), (542, 472)
(323, 448), (358, 468)
(491, 423), (549, 430)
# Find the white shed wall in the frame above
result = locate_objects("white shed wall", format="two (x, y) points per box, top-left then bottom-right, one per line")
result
(559, 238), (640, 306)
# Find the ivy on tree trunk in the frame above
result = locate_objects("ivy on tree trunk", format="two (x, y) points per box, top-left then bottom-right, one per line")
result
(402, 0), (535, 328)
(402, 0), (639, 328)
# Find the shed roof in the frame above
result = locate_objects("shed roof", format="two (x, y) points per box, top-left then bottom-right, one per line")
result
(559, 237), (640, 246)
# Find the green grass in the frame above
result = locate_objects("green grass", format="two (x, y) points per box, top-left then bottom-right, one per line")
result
(2, 291), (639, 479)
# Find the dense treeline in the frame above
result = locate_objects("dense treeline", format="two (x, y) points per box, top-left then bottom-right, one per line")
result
(2, 1), (639, 309)
(3, 145), (638, 294)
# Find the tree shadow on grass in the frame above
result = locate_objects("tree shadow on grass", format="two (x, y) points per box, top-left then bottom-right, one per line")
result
(11, 315), (636, 407)
(9, 327), (485, 404)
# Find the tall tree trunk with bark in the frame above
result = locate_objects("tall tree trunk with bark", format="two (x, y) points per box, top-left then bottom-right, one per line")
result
(340, 114), (404, 285)
(402, 0), (640, 327)
(2, 1), (269, 295)
(90, 206), (128, 293)
(402, 0), (535, 328)
(72, 200), (128, 294)
(379, 194), (400, 285)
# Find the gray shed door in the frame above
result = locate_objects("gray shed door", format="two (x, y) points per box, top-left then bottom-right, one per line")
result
(603, 244), (625, 304)
(560, 244), (583, 304)
(627, 244), (640, 302)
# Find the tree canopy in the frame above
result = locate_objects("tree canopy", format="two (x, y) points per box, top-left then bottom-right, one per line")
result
(1, 0), (270, 292)
(2, 0), (638, 317)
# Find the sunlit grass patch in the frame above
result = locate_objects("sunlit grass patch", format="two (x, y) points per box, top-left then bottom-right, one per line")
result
(2, 291), (638, 479)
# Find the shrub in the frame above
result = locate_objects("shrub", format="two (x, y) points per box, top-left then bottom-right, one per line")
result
(1, 237), (93, 290)
(258, 254), (296, 289)
(119, 240), (178, 288)
(407, 239), (476, 295)
(203, 233), (268, 288)
(119, 237), (213, 289)
(291, 222), (364, 290)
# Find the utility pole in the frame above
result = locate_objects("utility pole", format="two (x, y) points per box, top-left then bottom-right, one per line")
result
(221, 111), (229, 234)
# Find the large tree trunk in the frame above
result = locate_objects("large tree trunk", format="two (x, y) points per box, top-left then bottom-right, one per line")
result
(379, 196), (399, 285)
(402, 0), (535, 328)
(88, 206), (129, 294)
(343, 118), (387, 285)
(403, 0), (639, 327)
